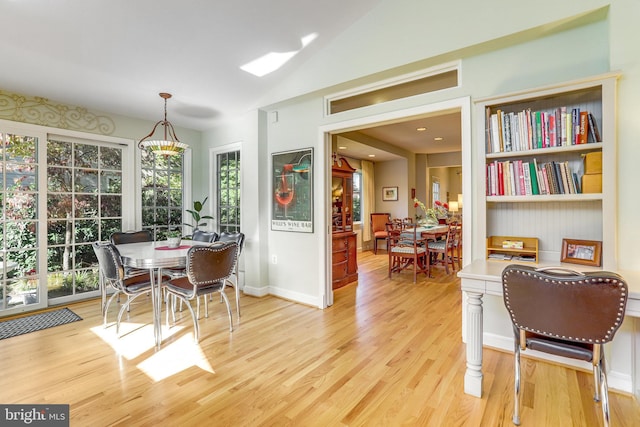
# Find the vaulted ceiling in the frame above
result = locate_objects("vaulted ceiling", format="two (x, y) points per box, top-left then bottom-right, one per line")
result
(2, 0), (461, 158)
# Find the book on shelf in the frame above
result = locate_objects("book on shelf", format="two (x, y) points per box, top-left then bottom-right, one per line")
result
(579, 111), (589, 144)
(497, 161), (504, 195)
(587, 112), (602, 143)
(572, 172), (582, 193)
(548, 111), (557, 147)
(529, 161), (540, 195)
(560, 107), (568, 146)
(534, 111), (543, 148)
(502, 112), (513, 152)
(514, 255), (536, 262)
(571, 108), (581, 145)
(486, 105), (600, 153)
(496, 110), (504, 152)
(487, 158), (584, 197)
(488, 253), (513, 260)
(490, 113), (501, 153)
(522, 162), (532, 195)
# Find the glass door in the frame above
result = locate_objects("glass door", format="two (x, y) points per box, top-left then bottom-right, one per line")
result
(0, 131), (44, 313)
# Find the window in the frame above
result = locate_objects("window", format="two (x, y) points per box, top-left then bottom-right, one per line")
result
(352, 171), (361, 222)
(140, 150), (183, 239)
(216, 150), (240, 233)
(46, 139), (122, 300)
(431, 178), (440, 207)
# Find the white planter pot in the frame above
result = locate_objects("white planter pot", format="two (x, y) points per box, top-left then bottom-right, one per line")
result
(167, 237), (181, 248)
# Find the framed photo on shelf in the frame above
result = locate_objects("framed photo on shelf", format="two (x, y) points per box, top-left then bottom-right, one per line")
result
(382, 186), (398, 201)
(271, 148), (313, 233)
(561, 238), (602, 267)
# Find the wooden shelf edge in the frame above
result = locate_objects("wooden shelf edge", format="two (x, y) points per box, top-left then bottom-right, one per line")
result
(487, 194), (602, 202)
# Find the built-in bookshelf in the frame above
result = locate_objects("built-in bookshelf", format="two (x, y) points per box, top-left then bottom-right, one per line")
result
(475, 73), (619, 268)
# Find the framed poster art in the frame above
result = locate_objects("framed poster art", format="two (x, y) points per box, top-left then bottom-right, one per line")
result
(271, 148), (313, 232)
(560, 238), (602, 267)
(382, 186), (398, 201)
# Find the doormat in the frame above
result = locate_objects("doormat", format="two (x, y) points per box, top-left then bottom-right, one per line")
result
(0, 308), (83, 340)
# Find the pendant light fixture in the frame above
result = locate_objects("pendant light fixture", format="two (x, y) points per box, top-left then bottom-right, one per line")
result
(138, 92), (188, 156)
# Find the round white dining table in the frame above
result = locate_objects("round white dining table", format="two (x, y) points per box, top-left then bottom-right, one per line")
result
(115, 240), (210, 348)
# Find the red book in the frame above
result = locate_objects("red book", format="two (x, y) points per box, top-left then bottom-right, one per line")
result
(579, 111), (589, 144)
(497, 161), (504, 195)
(548, 113), (556, 147)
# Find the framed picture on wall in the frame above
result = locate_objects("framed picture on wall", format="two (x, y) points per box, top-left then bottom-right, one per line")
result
(560, 238), (602, 267)
(271, 148), (313, 232)
(382, 186), (398, 201)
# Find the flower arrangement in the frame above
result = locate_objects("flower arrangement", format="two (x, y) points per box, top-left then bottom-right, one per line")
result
(414, 198), (450, 224)
(433, 200), (449, 218)
(413, 198), (437, 223)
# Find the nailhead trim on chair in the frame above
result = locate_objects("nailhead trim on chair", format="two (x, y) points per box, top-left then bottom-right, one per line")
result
(187, 243), (238, 285)
(503, 269), (627, 344)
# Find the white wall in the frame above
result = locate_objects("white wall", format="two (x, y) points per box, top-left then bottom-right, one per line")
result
(202, 0), (640, 304)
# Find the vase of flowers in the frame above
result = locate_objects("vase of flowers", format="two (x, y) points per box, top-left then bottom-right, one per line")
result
(413, 198), (438, 226)
(434, 200), (449, 223)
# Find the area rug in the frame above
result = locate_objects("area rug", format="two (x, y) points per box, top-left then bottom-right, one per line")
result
(0, 308), (83, 340)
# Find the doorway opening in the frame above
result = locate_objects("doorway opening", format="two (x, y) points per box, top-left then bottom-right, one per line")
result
(320, 97), (472, 307)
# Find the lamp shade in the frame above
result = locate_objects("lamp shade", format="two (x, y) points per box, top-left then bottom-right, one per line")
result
(138, 93), (188, 156)
(449, 201), (459, 212)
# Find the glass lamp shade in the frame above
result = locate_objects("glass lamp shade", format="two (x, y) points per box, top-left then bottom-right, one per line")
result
(139, 139), (189, 156)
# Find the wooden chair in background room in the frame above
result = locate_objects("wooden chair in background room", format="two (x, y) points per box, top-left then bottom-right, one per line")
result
(402, 217), (413, 229)
(449, 220), (462, 269)
(165, 242), (238, 343)
(370, 213), (391, 254)
(501, 265), (628, 427)
(427, 223), (458, 274)
(387, 222), (429, 283)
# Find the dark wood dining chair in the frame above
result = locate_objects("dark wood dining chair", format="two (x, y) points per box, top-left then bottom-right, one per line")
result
(502, 265), (628, 427)
(387, 222), (429, 283)
(165, 241), (238, 343)
(370, 213), (391, 254)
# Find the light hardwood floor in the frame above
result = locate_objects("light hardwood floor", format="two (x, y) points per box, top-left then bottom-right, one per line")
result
(1, 251), (638, 426)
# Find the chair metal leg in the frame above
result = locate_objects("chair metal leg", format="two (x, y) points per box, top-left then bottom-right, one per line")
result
(235, 271), (241, 318)
(599, 356), (611, 427)
(103, 291), (120, 328)
(116, 293), (145, 335)
(513, 338), (522, 426)
(219, 290), (233, 332)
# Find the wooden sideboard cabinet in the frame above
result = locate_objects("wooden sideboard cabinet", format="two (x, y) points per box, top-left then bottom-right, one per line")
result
(332, 232), (357, 289)
(332, 156), (358, 289)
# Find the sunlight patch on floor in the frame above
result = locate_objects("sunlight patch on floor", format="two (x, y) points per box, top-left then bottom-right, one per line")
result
(137, 333), (215, 382)
(91, 323), (215, 381)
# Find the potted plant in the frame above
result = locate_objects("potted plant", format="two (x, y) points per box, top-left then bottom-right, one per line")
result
(166, 229), (182, 248)
(184, 197), (214, 234)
